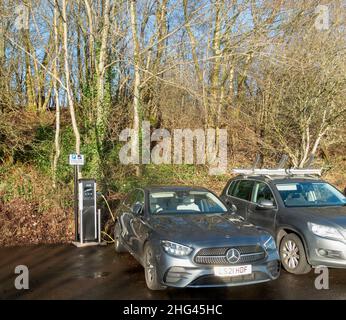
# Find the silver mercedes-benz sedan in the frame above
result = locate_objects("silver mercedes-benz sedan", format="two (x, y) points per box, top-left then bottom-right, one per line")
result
(114, 186), (280, 290)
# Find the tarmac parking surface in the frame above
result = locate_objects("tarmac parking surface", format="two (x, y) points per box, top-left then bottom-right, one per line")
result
(1, 244), (346, 300)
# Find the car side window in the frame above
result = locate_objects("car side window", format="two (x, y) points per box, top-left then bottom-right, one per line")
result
(253, 182), (276, 206)
(227, 180), (239, 196)
(232, 180), (255, 201)
(124, 189), (144, 210)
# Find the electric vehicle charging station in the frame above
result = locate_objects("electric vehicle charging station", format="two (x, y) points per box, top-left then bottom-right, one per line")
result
(69, 154), (103, 247)
(78, 179), (99, 243)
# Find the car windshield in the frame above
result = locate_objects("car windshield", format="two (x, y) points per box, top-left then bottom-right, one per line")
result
(149, 190), (228, 215)
(276, 182), (346, 207)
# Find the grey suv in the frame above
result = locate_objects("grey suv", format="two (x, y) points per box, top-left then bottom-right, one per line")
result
(220, 175), (346, 274)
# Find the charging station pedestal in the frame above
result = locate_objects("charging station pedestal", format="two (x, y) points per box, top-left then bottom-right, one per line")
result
(69, 154), (105, 248)
(79, 179), (97, 242)
(72, 179), (101, 247)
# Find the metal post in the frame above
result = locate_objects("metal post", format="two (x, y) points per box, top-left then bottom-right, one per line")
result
(80, 207), (83, 244)
(74, 165), (79, 241)
(98, 209), (101, 244)
(94, 182), (97, 239)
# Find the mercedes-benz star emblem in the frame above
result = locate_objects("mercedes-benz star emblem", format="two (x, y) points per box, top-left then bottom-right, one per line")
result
(226, 248), (241, 264)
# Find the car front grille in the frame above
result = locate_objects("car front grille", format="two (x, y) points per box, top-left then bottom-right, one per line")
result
(194, 245), (266, 265)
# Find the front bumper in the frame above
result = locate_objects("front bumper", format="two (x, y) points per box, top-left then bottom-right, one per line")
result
(306, 234), (346, 268)
(156, 248), (280, 288)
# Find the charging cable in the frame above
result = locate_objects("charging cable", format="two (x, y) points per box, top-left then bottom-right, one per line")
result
(98, 193), (116, 243)
(99, 193), (115, 222)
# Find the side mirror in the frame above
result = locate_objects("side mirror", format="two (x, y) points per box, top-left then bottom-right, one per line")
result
(132, 203), (143, 216)
(257, 199), (275, 210)
(231, 204), (237, 213)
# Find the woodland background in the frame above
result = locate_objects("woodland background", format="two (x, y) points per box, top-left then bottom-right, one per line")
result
(0, 0), (345, 245)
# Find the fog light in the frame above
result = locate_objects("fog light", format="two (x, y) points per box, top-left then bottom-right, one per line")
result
(318, 249), (327, 256)
(318, 249), (342, 259)
(165, 267), (190, 284)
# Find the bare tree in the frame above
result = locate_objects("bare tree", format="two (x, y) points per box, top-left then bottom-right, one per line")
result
(129, 0), (141, 176)
(62, 0), (81, 156)
(52, 0), (61, 188)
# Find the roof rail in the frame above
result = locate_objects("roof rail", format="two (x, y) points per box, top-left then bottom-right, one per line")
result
(288, 169), (322, 176)
(232, 169), (286, 176)
(231, 168), (322, 177)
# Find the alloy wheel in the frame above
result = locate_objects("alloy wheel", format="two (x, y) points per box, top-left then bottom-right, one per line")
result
(282, 240), (300, 269)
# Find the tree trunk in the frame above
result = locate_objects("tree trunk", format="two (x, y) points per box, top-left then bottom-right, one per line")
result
(183, 0), (209, 128)
(96, 0), (111, 138)
(62, 0), (81, 159)
(52, 0), (61, 188)
(23, 3), (35, 111)
(210, 1), (222, 128)
(130, 0), (141, 176)
(0, 0), (5, 103)
(84, 0), (95, 85)
(88, 0), (111, 180)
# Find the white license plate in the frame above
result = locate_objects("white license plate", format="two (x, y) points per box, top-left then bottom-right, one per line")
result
(214, 265), (252, 277)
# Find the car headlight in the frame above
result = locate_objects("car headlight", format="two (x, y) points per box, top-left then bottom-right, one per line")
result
(264, 236), (276, 250)
(308, 222), (344, 241)
(161, 240), (193, 257)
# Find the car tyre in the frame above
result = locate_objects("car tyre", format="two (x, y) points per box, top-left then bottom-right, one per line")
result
(144, 244), (166, 291)
(280, 233), (311, 274)
(114, 221), (127, 253)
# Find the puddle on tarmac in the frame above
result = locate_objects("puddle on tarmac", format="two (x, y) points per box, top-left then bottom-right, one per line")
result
(75, 271), (111, 279)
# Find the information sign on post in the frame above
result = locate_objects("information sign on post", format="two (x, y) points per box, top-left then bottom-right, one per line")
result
(69, 154), (84, 241)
